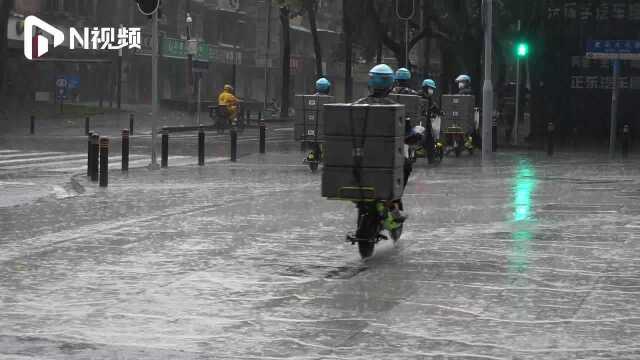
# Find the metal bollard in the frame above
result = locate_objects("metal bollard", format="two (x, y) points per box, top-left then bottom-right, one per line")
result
(230, 128), (237, 162)
(85, 117), (90, 135)
(547, 122), (555, 156)
(99, 137), (109, 187)
(30, 115), (35, 135)
(492, 118), (497, 152)
(87, 131), (94, 176)
(259, 120), (266, 154)
(90, 133), (100, 182)
(129, 114), (134, 135)
(622, 124), (630, 158)
(122, 129), (130, 171)
(198, 127), (205, 166)
(161, 130), (169, 168)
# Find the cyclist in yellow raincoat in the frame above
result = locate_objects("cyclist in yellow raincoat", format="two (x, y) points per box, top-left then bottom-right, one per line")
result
(218, 84), (239, 125)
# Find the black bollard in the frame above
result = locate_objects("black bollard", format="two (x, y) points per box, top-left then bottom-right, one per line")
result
(85, 117), (90, 135)
(161, 130), (169, 168)
(99, 137), (109, 187)
(87, 131), (94, 176)
(129, 114), (134, 135)
(230, 128), (237, 162)
(30, 115), (35, 135)
(547, 122), (555, 156)
(198, 127), (205, 166)
(90, 133), (100, 182)
(121, 129), (130, 171)
(622, 124), (630, 158)
(492, 117), (498, 152)
(259, 120), (266, 154)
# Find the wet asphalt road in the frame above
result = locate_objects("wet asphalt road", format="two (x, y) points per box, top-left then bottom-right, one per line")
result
(1, 143), (640, 359)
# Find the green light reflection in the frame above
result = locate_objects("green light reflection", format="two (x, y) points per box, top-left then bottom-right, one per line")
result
(508, 160), (537, 274)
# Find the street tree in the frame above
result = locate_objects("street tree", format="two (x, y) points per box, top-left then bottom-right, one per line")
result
(303, 0), (323, 78)
(0, 0), (14, 97)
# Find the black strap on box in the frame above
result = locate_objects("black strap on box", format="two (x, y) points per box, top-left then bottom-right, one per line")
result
(349, 104), (370, 200)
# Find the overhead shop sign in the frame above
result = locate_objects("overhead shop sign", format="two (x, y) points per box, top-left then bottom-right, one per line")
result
(133, 36), (242, 65)
(547, 1), (640, 22)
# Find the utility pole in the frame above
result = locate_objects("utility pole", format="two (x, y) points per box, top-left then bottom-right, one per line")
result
(610, 59), (620, 158)
(150, 9), (159, 169)
(482, 0), (494, 160)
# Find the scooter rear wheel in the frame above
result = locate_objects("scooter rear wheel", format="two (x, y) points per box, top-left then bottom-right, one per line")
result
(358, 241), (375, 258)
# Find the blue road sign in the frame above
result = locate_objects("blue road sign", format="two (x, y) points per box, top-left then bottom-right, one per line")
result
(66, 75), (80, 89)
(586, 40), (640, 59)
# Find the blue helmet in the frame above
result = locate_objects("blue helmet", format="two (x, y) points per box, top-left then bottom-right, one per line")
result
(315, 77), (331, 93)
(395, 67), (411, 81)
(422, 79), (436, 90)
(368, 64), (395, 91)
(455, 74), (471, 83)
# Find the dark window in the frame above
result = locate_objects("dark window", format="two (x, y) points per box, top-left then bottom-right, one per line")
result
(46, 0), (61, 11)
(63, 0), (76, 12)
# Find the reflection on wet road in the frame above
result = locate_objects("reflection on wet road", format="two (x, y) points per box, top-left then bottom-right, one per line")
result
(1, 151), (640, 359)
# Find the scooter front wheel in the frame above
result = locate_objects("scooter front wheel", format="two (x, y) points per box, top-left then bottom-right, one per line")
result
(389, 224), (403, 243)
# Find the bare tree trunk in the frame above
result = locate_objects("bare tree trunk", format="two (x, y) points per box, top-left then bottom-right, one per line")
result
(0, 0), (14, 97)
(305, 0), (323, 78)
(279, 6), (291, 119)
(343, 0), (353, 102)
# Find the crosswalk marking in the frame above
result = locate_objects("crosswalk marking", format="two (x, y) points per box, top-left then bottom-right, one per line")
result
(0, 154), (147, 171)
(0, 153), (89, 165)
(0, 149), (228, 173)
(0, 151), (64, 160)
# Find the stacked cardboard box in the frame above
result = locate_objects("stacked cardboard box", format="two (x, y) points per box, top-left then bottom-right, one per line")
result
(390, 94), (426, 127)
(321, 103), (406, 201)
(293, 95), (334, 141)
(441, 95), (476, 133)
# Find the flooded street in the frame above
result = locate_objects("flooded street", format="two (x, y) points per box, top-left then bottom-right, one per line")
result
(2, 150), (639, 359)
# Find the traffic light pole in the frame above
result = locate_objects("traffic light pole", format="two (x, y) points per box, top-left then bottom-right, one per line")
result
(149, 9), (159, 169)
(513, 55), (521, 145)
(481, 0), (494, 161)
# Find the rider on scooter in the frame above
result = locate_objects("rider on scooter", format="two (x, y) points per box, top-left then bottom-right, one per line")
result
(455, 74), (473, 95)
(418, 79), (441, 162)
(392, 67), (419, 95)
(218, 84), (239, 127)
(455, 74), (477, 150)
(314, 77), (331, 95)
(306, 78), (332, 165)
(353, 64), (425, 227)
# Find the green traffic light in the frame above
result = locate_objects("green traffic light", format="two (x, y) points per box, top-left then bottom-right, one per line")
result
(517, 43), (529, 57)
